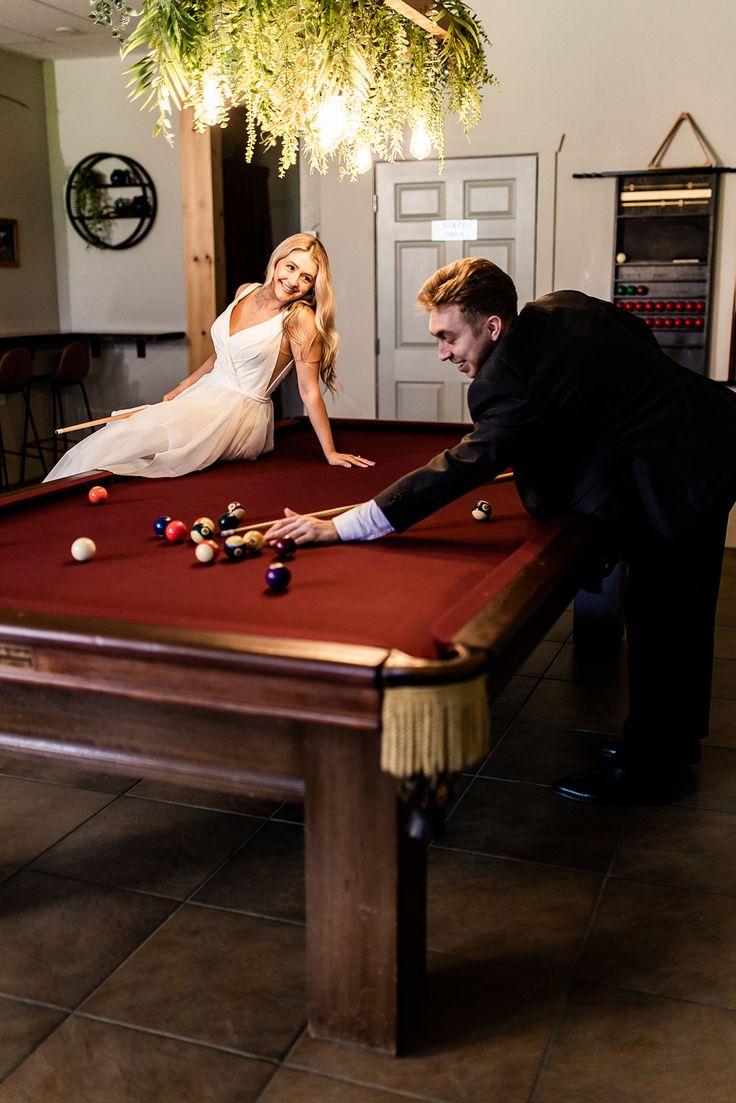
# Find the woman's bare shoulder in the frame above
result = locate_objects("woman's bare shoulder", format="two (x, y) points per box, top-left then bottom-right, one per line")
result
(291, 301), (318, 335)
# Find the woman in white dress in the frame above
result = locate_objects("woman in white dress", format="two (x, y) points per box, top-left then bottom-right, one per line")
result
(44, 234), (374, 480)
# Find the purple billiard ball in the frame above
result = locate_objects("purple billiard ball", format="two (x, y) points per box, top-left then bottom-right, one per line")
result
(273, 537), (296, 560)
(265, 560), (291, 592)
(153, 514), (172, 537)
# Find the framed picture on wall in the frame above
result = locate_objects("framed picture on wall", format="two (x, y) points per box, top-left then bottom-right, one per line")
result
(0, 219), (19, 267)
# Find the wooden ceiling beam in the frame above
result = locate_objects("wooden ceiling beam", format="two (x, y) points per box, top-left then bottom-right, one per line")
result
(383, 0), (448, 39)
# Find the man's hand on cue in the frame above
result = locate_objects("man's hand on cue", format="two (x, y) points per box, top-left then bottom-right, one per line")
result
(265, 508), (340, 546)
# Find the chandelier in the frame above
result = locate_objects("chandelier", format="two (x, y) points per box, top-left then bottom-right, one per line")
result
(91, 0), (495, 178)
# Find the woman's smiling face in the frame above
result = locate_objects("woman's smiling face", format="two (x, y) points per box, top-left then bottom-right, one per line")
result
(272, 250), (319, 303)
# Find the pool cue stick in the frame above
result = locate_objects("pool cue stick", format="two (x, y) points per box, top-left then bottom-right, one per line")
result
(224, 504), (364, 537)
(222, 472), (517, 537)
(55, 408), (145, 436)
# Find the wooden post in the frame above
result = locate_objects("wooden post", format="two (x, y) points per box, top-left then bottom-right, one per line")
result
(179, 112), (226, 374)
(303, 726), (426, 1052)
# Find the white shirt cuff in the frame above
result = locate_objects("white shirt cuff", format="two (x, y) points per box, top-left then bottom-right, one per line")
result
(333, 500), (394, 541)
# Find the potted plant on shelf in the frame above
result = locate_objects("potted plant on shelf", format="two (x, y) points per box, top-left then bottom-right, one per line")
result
(70, 164), (114, 246)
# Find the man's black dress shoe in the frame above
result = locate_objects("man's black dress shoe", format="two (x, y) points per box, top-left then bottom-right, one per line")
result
(596, 739), (701, 766)
(552, 764), (672, 805)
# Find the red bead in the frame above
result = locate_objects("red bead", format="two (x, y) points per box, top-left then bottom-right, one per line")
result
(165, 520), (188, 543)
(88, 485), (108, 505)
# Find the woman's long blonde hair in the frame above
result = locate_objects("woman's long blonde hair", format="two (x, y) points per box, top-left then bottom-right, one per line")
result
(263, 233), (339, 394)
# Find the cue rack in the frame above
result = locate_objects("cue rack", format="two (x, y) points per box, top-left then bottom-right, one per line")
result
(574, 114), (735, 375)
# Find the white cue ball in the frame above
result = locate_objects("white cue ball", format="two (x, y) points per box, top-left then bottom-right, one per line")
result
(195, 540), (219, 564)
(71, 537), (96, 561)
(471, 500), (493, 522)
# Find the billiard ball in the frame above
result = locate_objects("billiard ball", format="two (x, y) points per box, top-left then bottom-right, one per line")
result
(71, 537), (96, 562)
(153, 514), (172, 537)
(273, 537), (296, 560)
(190, 516), (216, 543)
(218, 512), (238, 533)
(265, 560), (291, 592)
(223, 535), (246, 561)
(242, 530), (264, 554)
(195, 539), (219, 564)
(88, 485), (108, 505)
(471, 500), (493, 521)
(165, 519), (188, 543)
(227, 500), (245, 520)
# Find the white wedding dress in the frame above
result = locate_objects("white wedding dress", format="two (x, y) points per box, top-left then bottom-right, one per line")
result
(44, 285), (291, 481)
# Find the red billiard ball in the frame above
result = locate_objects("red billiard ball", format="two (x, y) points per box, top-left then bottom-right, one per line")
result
(273, 537), (297, 560)
(165, 519), (188, 543)
(88, 485), (108, 505)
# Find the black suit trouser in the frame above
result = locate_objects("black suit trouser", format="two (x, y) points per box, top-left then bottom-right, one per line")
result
(621, 484), (736, 774)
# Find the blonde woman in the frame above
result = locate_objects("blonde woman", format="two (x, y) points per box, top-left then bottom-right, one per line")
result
(45, 234), (373, 480)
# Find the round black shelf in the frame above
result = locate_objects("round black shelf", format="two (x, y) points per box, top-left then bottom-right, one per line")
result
(65, 153), (157, 250)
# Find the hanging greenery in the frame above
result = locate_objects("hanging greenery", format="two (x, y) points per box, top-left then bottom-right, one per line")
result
(90, 0), (496, 178)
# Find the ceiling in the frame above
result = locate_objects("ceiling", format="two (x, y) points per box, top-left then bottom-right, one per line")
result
(0, 0), (124, 59)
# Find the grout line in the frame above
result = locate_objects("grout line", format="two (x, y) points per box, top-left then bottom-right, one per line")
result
(526, 809), (631, 1102)
(275, 1060), (453, 1103)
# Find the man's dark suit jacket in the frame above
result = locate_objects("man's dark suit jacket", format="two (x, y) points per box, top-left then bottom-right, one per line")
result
(375, 291), (736, 545)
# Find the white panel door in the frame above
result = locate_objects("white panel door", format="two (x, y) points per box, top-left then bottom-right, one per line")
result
(376, 156), (537, 421)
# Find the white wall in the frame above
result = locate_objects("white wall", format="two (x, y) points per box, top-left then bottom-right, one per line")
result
(44, 55), (188, 421)
(310, 0), (736, 419)
(0, 50), (59, 333)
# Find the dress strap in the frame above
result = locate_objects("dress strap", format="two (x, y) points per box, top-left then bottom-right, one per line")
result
(234, 283), (259, 304)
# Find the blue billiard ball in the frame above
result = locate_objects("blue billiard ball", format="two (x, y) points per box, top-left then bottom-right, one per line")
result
(153, 514), (172, 537)
(471, 500), (493, 521)
(223, 535), (246, 561)
(265, 560), (291, 592)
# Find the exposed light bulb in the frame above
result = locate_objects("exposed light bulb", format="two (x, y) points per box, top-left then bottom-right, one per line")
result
(355, 144), (373, 175)
(409, 120), (432, 160)
(315, 92), (349, 150)
(199, 73), (224, 126)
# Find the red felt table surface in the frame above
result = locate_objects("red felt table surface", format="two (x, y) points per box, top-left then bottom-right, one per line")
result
(0, 421), (540, 660)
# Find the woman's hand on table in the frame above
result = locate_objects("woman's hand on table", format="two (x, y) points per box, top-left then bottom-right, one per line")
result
(265, 508), (340, 546)
(325, 451), (375, 468)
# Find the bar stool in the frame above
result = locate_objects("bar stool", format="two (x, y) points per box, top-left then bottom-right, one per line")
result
(33, 340), (93, 463)
(0, 347), (47, 487)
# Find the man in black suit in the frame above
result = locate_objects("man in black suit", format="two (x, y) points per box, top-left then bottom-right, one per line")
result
(266, 258), (736, 804)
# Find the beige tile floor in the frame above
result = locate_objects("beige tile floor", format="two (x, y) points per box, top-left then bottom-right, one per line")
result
(0, 553), (734, 1101)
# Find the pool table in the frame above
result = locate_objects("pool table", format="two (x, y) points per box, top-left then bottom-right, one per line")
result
(0, 417), (598, 1053)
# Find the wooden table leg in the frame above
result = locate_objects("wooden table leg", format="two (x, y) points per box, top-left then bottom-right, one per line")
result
(304, 726), (427, 1054)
